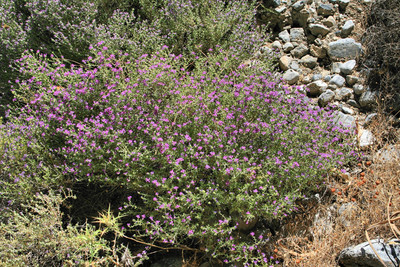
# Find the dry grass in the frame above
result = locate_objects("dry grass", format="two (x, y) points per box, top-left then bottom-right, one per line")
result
(274, 105), (400, 266)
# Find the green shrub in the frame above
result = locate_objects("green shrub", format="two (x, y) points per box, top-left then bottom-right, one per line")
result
(0, 190), (119, 266)
(5, 46), (357, 265)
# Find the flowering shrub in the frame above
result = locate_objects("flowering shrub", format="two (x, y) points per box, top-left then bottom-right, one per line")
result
(2, 44), (357, 265)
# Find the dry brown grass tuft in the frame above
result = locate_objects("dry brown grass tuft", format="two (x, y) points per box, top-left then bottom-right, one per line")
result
(274, 105), (400, 266)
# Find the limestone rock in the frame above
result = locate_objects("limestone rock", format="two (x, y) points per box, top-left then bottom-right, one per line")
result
(353, 84), (366, 95)
(331, 62), (341, 73)
(292, 0), (305, 11)
(279, 30), (290, 43)
(318, 89), (335, 106)
(290, 60), (300, 71)
(290, 43), (308, 58)
(317, 3), (335, 17)
(289, 28), (305, 42)
(283, 42), (294, 52)
(359, 90), (377, 109)
(279, 55), (292, 71)
(346, 75), (359, 86)
(283, 69), (300, 85)
(341, 20), (355, 37)
(272, 40), (282, 50)
(329, 74), (346, 87)
(309, 44), (326, 58)
(300, 55), (318, 68)
(347, 99), (360, 108)
(307, 80), (328, 96)
(340, 60), (356, 75)
(364, 113), (378, 126)
(333, 111), (356, 128)
(328, 38), (362, 59)
(292, 9), (310, 28)
(341, 106), (355, 115)
(323, 16), (336, 27)
(309, 24), (330, 37)
(359, 129), (375, 148)
(335, 88), (352, 101)
(338, 239), (400, 267)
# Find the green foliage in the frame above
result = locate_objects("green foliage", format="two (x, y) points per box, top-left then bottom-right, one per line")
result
(0, 190), (116, 266)
(5, 46), (357, 265)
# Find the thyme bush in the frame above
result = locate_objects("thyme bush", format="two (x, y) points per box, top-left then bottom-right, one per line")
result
(0, 0), (268, 117)
(1, 44), (357, 265)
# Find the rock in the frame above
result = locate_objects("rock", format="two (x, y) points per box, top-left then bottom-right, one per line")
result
(150, 256), (183, 267)
(328, 83), (338, 90)
(314, 38), (323, 46)
(290, 43), (308, 58)
(318, 89), (335, 106)
(333, 111), (356, 128)
(359, 90), (377, 109)
(338, 239), (400, 267)
(359, 129), (375, 148)
(283, 42), (294, 52)
(309, 24), (330, 37)
(340, 60), (356, 75)
(312, 73), (323, 81)
(339, 0), (350, 11)
(290, 60), (300, 70)
(341, 20), (355, 37)
(283, 69), (300, 85)
(279, 30), (290, 43)
(329, 74), (346, 87)
(335, 88), (352, 101)
(310, 44), (327, 58)
(307, 80), (328, 96)
(292, 0), (305, 11)
(300, 55), (318, 68)
(302, 75), (312, 84)
(341, 106), (355, 115)
(323, 16), (336, 27)
(364, 113), (378, 126)
(374, 145), (400, 163)
(346, 75), (359, 86)
(353, 84), (366, 95)
(279, 56), (292, 71)
(331, 62), (341, 73)
(347, 99), (360, 108)
(289, 28), (305, 42)
(328, 38), (362, 59)
(292, 9), (310, 28)
(317, 3), (335, 17)
(272, 40), (282, 50)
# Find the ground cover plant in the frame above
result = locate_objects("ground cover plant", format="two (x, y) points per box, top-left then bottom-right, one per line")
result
(0, 0), (361, 266)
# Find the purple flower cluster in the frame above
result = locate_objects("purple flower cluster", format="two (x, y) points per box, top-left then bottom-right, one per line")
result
(6, 45), (357, 264)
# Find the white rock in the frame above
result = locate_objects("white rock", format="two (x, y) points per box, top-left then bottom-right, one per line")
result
(359, 129), (374, 148)
(340, 60), (356, 75)
(329, 74), (346, 87)
(283, 69), (300, 85)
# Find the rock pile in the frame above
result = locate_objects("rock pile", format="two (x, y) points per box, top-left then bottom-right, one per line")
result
(258, 0), (382, 148)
